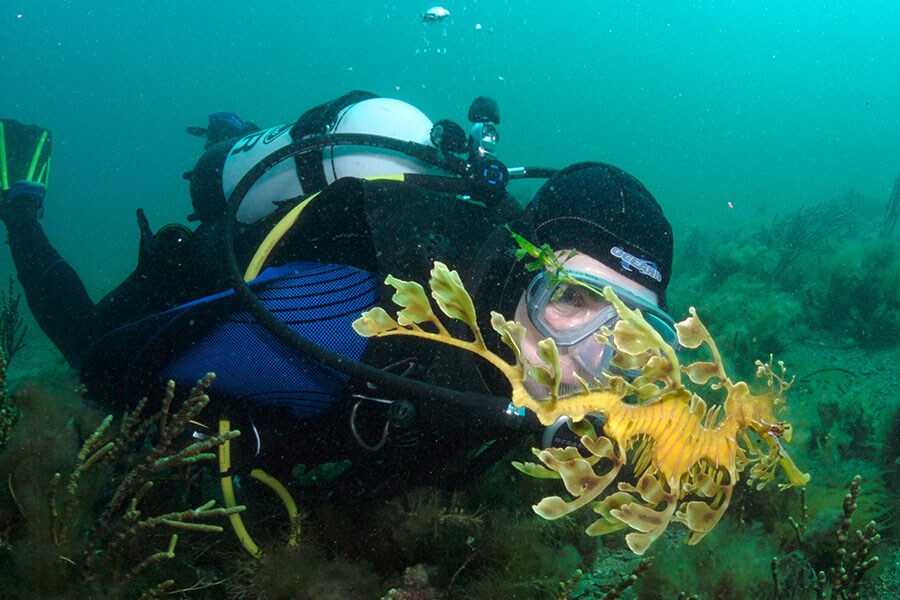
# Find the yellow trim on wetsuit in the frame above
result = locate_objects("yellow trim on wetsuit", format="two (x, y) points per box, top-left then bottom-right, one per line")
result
(242, 173), (408, 281)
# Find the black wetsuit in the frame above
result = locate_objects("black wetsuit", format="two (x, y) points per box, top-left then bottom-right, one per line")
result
(3, 172), (534, 497)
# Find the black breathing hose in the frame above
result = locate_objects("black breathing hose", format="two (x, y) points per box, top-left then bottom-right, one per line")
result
(221, 133), (554, 429)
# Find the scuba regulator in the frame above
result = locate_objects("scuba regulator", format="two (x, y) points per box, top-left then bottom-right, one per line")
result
(426, 96), (508, 202)
(465, 96), (508, 200)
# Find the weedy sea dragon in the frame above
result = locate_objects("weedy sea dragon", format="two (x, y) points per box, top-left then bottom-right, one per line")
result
(352, 256), (810, 555)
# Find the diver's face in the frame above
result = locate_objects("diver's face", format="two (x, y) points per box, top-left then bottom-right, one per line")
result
(514, 251), (659, 398)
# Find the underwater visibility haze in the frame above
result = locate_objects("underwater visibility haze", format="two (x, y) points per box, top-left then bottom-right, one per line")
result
(0, 1), (899, 598)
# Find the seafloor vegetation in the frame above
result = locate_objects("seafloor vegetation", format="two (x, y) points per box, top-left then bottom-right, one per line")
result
(0, 183), (898, 599)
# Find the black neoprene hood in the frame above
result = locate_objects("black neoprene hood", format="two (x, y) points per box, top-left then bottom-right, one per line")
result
(526, 162), (674, 308)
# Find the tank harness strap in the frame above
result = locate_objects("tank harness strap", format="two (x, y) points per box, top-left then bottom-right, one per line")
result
(288, 90), (379, 194)
(294, 150), (327, 195)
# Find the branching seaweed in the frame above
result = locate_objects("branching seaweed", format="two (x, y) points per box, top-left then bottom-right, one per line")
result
(817, 475), (881, 599)
(764, 193), (858, 274)
(880, 173), (900, 237)
(39, 373), (245, 596)
(0, 278), (27, 449)
(771, 476), (882, 599)
(0, 343), (16, 450)
(0, 276), (26, 366)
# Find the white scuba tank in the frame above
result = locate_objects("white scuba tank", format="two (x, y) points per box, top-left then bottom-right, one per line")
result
(220, 98), (445, 223)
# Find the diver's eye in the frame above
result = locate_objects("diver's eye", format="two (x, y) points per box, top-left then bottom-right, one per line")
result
(546, 286), (608, 324)
(550, 284), (586, 307)
(550, 284), (606, 314)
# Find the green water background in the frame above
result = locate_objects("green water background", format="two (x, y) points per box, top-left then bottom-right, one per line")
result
(2, 3), (900, 596)
(2, 1), (898, 300)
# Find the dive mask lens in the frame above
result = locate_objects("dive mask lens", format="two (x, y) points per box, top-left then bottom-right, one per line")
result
(525, 271), (678, 348)
(526, 274), (616, 346)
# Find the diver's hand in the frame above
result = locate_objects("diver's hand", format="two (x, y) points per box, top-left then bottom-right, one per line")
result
(0, 180), (46, 222)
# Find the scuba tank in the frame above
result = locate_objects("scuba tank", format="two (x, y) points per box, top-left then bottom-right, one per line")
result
(187, 93), (451, 224)
(180, 92), (557, 418)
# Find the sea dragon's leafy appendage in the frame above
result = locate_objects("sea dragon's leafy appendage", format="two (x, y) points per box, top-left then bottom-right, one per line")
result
(352, 262), (809, 554)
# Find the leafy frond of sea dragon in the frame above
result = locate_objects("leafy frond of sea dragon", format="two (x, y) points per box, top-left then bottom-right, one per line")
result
(352, 260), (809, 554)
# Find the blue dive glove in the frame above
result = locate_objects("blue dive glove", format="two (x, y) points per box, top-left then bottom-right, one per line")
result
(0, 180), (46, 221)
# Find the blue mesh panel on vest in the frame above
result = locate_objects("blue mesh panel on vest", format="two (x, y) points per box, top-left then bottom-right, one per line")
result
(159, 262), (379, 419)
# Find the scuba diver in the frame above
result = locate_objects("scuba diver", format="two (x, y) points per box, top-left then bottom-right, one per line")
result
(0, 92), (675, 505)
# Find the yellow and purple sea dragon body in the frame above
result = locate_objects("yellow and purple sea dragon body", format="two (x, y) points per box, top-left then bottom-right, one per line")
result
(352, 256), (809, 555)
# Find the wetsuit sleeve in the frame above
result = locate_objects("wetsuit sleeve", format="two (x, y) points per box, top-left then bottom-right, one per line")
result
(3, 217), (97, 365)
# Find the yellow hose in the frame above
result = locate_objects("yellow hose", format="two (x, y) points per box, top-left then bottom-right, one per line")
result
(250, 468), (301, 547)
(219, 420), (303, 556)
(243, 193), (319, 281)
(218, 419), (261, 557)
(227, 173), (412, 554)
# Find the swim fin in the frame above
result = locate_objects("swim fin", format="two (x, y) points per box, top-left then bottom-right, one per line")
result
(0, 119), (52, 191)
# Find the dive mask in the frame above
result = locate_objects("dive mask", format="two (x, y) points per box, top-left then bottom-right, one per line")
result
(525, 270), (678, 348)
